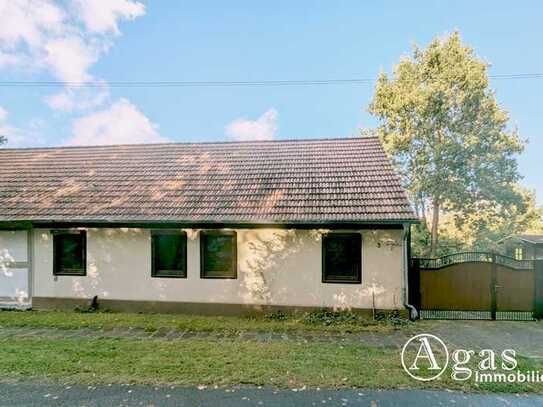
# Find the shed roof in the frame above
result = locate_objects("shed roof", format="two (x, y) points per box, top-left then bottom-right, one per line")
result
(516, 235), (543, 244)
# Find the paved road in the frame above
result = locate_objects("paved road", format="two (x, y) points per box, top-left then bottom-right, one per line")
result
(0, 384), (541, 407)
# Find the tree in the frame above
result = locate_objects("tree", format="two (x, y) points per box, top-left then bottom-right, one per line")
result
(0, 136), (6, 146)
(439, 185), (542, 252)
(369, 32), (524, 256)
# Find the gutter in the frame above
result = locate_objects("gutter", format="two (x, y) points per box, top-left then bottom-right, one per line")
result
(402, 223), (418, 321)
(0, 219), (420, 231)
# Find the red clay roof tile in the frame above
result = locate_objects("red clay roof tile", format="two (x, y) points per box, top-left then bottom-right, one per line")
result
(0, 137), (417, 224)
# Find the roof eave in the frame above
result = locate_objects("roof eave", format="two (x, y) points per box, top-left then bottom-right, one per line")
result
(0, 218), (420, 230)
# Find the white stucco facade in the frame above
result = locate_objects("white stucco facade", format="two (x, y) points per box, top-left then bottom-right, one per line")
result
(23, 227), (405, 311)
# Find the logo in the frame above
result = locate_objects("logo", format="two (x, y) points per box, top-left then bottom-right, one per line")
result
(401, 333), (449, 381)
(400, 334), (542, 384)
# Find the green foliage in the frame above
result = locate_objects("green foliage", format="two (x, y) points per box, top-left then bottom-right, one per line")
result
(369, 32), (525, 255)
(302, 309), (408, 327)
(0, 135), (6, 145)
(374, 310), (409, 326)
(411, 221), (471, 256)
(411, 223), (431, 257)
(411, 188), (542, 256)
(302, 309), (361, 326)
(440, 185), (543, 252)
(265, 310), (290, 321)
(73, 305), (113, 314)
(0, 310), (398, 334)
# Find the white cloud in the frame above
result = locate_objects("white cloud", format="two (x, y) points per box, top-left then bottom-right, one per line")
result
(66, 98), (166, 146)
(0, 51), (21, 67)
(0, 0), (67, 49)
(225, 109), (279, 141)
(0, 0), (144, 82)
(0, 0), (74, 80)
(0, 106), (22, 143)
(0, 0), (145, 111)
(43, 36), (99, 83)
(72, 0), (145, 34)
(45, 83), (110, 112)
(0, 105), (44, 147)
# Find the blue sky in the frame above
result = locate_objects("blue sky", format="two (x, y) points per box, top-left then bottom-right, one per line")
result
(0, 1), (541, 201)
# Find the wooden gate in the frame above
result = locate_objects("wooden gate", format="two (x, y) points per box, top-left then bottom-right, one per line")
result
(409, 252), (543, 320)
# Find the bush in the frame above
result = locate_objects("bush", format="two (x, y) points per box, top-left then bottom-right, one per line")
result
(302, 309), (361, 326)
(374, 309), (409, 326)
(265, 310), (289, 321)
(73, 296), (113, 314)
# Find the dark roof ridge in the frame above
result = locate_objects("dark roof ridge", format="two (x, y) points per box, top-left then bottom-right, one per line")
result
(0, 136), (378, 152)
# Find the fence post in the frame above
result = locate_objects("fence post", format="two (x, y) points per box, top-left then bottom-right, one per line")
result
(408, 258), (421, 313)
(490, 253), (497, 320)
(534, 260), (543, 320)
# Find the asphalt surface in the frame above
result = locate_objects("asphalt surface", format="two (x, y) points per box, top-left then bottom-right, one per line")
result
(0, 384), (542, 407)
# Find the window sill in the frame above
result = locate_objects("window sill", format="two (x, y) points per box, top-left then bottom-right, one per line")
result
(54, 270), (86, 276)
(322, 279), (362, 284)
(151, 274), (187, 279)
(200, 275), (237, 280)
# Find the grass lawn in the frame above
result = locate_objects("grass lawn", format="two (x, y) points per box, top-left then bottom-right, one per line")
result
(1, 310), (542, 392)
(1, 336), (542, 393)
(0, 309), (407, 334)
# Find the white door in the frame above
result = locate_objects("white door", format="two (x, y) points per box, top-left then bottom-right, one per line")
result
(0, 230), (30, 307)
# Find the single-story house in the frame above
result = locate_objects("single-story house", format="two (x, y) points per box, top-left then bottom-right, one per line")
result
(499, 234), (543, 260)
(0, 137), (418, 315)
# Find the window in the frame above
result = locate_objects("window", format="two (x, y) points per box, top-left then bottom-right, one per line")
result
(151, 230), (187, 278)
(200, 231), (237, 279)
(514, 247), (524, 261)
(53, 230), (86, 276)
(322, 233), (361, 283)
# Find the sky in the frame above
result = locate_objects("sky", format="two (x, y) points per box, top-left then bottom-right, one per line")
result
(0, 1), (541, 201)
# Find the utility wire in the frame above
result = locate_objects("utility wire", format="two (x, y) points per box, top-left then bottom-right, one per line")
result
(0, 73), (542, 87)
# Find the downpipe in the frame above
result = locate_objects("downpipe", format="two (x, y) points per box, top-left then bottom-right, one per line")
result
(402, 224), (419, 321)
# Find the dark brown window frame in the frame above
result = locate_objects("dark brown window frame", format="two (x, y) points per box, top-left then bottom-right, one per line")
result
(321, 232), (362, 284)
(151, 230), (187, 278)
(200, 230), (237, 279)
(52, 229), (87, 276)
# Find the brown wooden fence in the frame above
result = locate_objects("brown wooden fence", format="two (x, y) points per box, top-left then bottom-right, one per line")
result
(409, 252), (543, 320)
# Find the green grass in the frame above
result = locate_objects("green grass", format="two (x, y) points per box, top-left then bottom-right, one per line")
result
(0, 309), (407, 334)
(1, 310), (541, 392)
(1, 336), (542, 392)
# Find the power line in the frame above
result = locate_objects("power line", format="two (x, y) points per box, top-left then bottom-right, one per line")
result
(0, 79), (376, 87)
(0, 73), (542, 87)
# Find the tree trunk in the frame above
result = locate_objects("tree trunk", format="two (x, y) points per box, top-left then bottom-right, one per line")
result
(420, 196), (428, 228)
(430, 199), (440, 257)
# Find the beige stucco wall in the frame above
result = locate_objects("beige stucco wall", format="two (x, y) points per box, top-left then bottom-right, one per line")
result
(32, 228), (405, 310)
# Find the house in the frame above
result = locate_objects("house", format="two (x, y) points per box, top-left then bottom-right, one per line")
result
(0, 137), (418, 314)
(499, 235), (543, 260)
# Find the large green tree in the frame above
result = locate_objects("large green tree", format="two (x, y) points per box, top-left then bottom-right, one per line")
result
(438, 186), (542, 252)
(0, 136), (6, 145)
(369, 32), (524, 256)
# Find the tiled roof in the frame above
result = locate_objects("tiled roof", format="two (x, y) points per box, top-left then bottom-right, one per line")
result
(0, 137), (417, 225)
